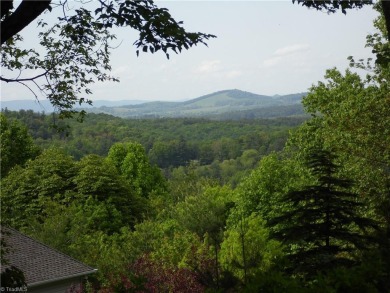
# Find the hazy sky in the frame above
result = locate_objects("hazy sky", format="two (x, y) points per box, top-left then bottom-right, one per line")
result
(1, 1), (378, 102)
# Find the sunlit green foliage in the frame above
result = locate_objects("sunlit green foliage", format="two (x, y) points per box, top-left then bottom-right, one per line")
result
(1, 148), (77, 228)
(0, 113), (40, 177)
(220, 213), (283, 283)
(231, 153), (311, 223)
(75, 154), (145, 225)
(106, 142), (168, 217)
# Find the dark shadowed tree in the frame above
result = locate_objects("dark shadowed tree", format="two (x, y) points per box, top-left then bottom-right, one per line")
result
(269, 149), (378, 277)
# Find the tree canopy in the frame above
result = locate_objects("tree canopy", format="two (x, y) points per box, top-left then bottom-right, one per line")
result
(0, 113), (40, 177)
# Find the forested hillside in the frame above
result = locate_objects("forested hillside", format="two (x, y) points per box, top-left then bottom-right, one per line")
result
(1, 2), (389, 293)
(84, 90), (306, 119)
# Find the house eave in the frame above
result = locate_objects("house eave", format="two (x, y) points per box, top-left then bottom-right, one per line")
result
(28, 269), (98, 288)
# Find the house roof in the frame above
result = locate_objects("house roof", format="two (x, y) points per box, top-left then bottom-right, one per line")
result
(1, 228), (97, 287)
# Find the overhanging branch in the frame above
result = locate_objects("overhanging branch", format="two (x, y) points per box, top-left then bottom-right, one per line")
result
(1, 0), (52, 45)
(0, 71), (48, 83)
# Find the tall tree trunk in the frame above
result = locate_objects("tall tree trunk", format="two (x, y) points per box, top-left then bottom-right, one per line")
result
(240, 216), (248, 285)
(214, 244), (220, 290)
(382, 0), (390, 41)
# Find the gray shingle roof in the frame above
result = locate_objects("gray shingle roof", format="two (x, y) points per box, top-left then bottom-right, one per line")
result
(1, 228), (97, 286)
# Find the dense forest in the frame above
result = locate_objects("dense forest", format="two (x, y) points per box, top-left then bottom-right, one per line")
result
(1, 109), (305, 185)
(1, 2), (390, 293)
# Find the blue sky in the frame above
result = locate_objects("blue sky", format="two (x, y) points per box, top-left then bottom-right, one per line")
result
(1, 1), (378, 102)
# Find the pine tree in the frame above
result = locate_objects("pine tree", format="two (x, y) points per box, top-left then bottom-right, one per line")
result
(269, 149), (378, 276)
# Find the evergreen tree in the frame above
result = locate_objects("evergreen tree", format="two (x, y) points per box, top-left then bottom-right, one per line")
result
(269, 149), (378, 276)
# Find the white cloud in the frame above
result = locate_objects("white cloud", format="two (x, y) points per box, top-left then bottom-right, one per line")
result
(274, 44), (310, 56)
(262, 56), (282, 67)
(262, 43), (310, 68)
(225, 70), (243, 79)
(112, 66), (129, 75)
(195, 60), (221, 73)
(194, 60), (243, 80)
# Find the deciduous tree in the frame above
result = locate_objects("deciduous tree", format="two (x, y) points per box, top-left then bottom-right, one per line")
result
(0, 113), (40, 177)
(74, 154), (144, 226)
(107, 142), (167, 199)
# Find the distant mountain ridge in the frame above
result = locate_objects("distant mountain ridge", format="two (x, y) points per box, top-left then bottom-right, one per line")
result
(0, 99), (147, 113)
(1, 89), (307, 119)
(86, 89), (306, 119)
